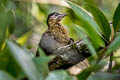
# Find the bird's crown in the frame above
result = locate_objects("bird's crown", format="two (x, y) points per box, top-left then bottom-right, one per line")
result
(47, 12), (67, 26)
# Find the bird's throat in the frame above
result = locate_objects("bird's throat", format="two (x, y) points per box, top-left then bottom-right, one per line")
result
(48, 22), (61, 30)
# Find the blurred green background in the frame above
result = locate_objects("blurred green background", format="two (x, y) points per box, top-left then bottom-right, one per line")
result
(2, 0), (118, 53)
(0, 0), (120, 80)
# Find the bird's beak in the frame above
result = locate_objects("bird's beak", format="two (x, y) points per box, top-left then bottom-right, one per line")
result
(58, 13), (68, 20)
(61, 13), (67, 17)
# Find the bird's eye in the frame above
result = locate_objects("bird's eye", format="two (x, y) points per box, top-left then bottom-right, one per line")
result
(54, 14), (58, 16)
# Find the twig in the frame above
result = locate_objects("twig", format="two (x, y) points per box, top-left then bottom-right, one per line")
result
(108, 53), (113, 72)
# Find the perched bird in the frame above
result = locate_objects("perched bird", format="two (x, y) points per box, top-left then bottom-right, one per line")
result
(36, 12), (73, 56)
(36, 12), (89, 71)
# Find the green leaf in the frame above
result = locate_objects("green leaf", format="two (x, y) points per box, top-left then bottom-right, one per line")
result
(88, 72), (120, 80)
(77, 68), (91, 80)
(67, 1), (105, 49)
(0, 48), (10, 69)
(0, 47), (21, 77)
(85, 3), (111, 41)
(0, 11), (7, 49)
(33, 57), (50, 79)
(0, 70), (15, 80)
(46, 70), (75, 80)
(0, 8), (14, 49)
(38, 48), (46, 57)
(33, 48), (50, 79)
(5, 56), (21, 77)
(113, 3), (120, 33)
(105, 33), (120, 55)
(7, 40), (43, 80)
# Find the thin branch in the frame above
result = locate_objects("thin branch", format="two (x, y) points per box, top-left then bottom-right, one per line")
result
(108, 53), (113, 72)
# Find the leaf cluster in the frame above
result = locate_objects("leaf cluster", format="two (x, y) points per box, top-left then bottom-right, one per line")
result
(0, 0), (120, 80)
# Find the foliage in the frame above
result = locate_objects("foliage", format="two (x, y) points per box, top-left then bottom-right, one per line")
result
(0, 0), (120, 80)
(67, 1), (120, 80)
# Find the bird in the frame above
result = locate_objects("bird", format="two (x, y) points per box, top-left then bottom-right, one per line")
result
(36, 12), (73, 56)
(36, 12), (90, 71)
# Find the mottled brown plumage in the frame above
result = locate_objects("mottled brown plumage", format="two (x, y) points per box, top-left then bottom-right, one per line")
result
(37, 12), (72, 55)
(36, 12), (90, 71)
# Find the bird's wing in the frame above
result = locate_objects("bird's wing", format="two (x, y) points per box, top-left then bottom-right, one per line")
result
(39, 34), (62, 55)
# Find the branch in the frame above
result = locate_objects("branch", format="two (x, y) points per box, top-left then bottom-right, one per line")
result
(108, 53), (113, 72)
(49, 40), (90, 70)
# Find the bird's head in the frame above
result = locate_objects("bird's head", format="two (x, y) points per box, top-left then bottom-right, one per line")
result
(47, 12), (67, 26)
